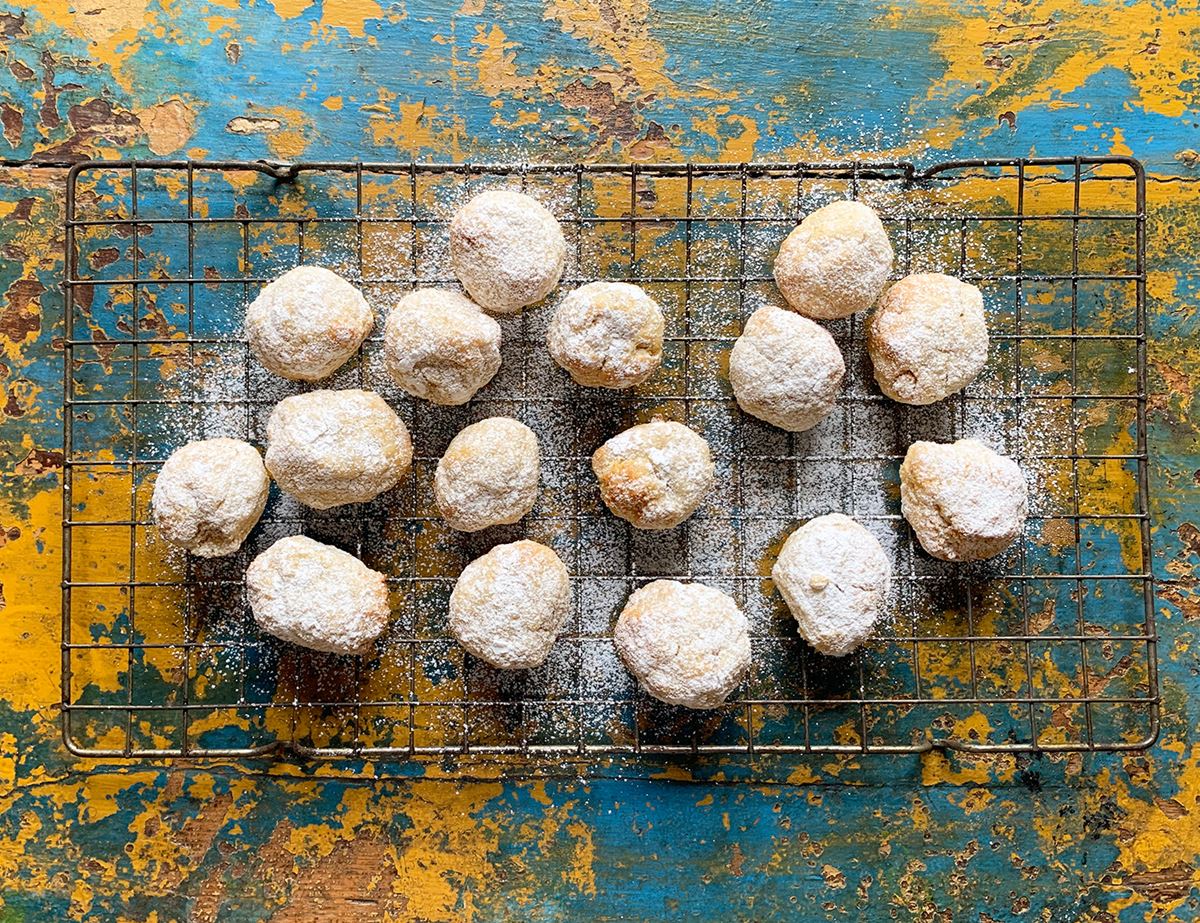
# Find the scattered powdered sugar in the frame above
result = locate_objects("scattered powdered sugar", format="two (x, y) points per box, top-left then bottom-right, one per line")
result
(107, 168), (1096, 753)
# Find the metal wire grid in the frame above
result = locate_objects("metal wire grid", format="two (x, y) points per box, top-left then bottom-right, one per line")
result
(58, 156), (1157, 759)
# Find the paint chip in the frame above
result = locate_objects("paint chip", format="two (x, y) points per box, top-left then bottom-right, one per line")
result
(227, 116), (283, 134)
(137, 99), (195, 155)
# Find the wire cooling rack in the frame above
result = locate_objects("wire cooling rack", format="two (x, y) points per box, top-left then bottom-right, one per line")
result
(58, 157), (1157, 758)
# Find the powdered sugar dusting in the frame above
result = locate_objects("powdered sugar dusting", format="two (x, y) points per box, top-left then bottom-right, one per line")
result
(265, 388), (413, 510)
(547, 281), (664, 388)
(900, 438), (1029, 561)
(449, 189), (567, 313)
(614, 579), (751, 709)
(592, 420), (715, 530)
(448, 540), (571, 669)
(247, 534), (390, 655)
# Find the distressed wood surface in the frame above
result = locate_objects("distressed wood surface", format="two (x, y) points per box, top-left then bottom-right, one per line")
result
(1, 1), (1199, 920)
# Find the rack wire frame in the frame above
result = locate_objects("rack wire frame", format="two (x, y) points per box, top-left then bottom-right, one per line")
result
(58, 156), (1158, 759)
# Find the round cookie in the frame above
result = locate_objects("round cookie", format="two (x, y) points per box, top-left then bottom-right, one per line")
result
(383, 288), (502, 405)
(900, 438), (1027, 561)
(615, 580), (751, 709)
(152, 438), (269, 557)
(246, 535), (390, 655)
(435, 417), (540, 532)
(591, 420), (714, 530)
(772, 513), (891, 657)
(867, 272), (988, 405)
(773, 200), (894, 319)
(729, 305), (845, 432)
(265, 389), (412, 510)
(449, 189), (566, 314)
(547, 281), (664, 389)
(245, 265), (374, 381)
(448, 540), (571, 670)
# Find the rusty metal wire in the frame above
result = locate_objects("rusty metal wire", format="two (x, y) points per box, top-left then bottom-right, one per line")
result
(58, 157), (1157, 758)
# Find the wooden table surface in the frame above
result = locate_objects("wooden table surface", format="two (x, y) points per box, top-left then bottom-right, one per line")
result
(1, 1), (1199, 920)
